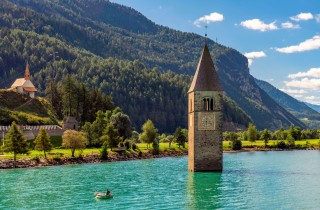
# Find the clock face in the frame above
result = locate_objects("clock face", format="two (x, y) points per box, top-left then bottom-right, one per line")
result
(198, 112), (215, 130)
(201, 115), (213, 128)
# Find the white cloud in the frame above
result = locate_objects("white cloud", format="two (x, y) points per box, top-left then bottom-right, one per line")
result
(293, 94), (304, 98)
(316, 14), (320, 23)
(279, 88), (307, 94)
(240, 19), (278, 32)
(281, 22), (300, 29)
(290, 12), (314, 21)
(194, 12), (224, 27)
(288, 68), (320, 79)
(244, 51), (266, 66)
(304, 96), (320, 105)
(276, 35), (320, 53)
(285, 78), (320, 89)
(244, 51), (266, 58)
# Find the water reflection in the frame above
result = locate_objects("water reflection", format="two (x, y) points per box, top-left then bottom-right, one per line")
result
(186, 172), (222, 209)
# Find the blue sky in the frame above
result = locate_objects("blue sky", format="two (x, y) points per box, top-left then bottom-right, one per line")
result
(111, 0), (320, 105)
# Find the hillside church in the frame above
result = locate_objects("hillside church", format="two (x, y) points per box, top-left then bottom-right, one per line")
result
(10, 63), (37, 98)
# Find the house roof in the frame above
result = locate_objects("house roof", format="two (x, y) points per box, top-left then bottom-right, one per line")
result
(188, 44), (223, 93)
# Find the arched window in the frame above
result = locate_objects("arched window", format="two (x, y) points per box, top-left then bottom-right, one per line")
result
(203, 97), (214, 111)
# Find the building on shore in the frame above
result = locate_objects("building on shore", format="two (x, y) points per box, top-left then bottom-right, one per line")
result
(10, 63), (37, 98)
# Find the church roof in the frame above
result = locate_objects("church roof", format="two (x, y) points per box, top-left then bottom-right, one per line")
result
(11, 78), (26, 88)
(188, 44), (223, 93)
(23, 87), (37, 92)
(11, 78), (36, 88)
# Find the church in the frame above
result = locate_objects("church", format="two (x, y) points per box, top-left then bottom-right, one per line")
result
(10, 63), (37, 98)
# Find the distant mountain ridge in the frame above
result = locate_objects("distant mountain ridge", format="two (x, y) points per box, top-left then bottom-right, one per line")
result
(255, 79), (320, 128)
(304, 102), (320, 113)
(0, 0), (306, 130)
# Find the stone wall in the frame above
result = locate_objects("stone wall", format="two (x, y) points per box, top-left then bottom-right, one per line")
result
(0, 125), (64, 140)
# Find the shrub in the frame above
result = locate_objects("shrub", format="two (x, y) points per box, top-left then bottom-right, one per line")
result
(277, 140), (287, 149)
(99, 141), (108, 160)
(52, 155), (62, 162)
(124, 140), (131, 150)
(231, 139), (242, 150)
(152, 140), (160, 155)
(32, 155), (40, 163)
(119, 142), (124, 148)
(132, 143), (137, 151)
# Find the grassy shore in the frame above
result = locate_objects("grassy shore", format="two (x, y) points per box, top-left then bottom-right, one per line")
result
(1, 140), (319, 160)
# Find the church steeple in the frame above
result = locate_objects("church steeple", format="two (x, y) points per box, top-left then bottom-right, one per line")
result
(188, 43), (224, 172)
(188, 44), (222, 93)
(24, 63), (30, 80)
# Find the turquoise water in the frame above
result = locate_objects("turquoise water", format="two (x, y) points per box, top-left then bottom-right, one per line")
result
(1, 150), (320, 209)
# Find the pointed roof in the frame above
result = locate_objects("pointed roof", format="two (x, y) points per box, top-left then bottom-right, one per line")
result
(24, 63), (30, 80)
(188, 44), (223, 93)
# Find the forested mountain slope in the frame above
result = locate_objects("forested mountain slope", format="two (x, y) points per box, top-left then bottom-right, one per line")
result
(0, 0), (305, 130)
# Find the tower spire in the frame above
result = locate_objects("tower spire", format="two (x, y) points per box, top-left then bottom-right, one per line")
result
(24, 62), (30, 80)
(205, 25), (208, 44)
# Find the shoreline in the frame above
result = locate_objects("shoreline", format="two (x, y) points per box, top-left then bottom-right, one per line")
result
(0, 148), (318, 170)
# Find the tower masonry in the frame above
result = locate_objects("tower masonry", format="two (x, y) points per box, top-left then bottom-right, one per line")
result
(188, 44), (223, 172)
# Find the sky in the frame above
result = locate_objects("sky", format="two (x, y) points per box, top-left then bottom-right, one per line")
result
(111, 0), (320, 105)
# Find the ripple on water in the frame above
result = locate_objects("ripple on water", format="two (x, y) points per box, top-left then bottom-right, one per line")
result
(1, 151), (320, 209)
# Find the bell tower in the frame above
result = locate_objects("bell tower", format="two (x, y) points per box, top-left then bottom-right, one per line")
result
(188, 44), (223, 172)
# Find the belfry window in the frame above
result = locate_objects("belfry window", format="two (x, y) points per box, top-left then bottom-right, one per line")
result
(203, 97), (214, 111)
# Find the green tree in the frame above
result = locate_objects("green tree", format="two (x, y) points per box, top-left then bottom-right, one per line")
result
(139, 119), (158, 148)
(90, 110), (108, 147)
(286, 133), (295, 148)
(62, 130), (86, 157)
(61, 75), (77, 117)
(174, 127), (187, 148)
(100, 123), (122, 151)
(231, 139), (242, 150)
(34, 128), (52, 158)
(247, 123), (257, 144)
(99, 141), (108, 160)
(289, 125), (301, 140)
(45, 81), (63, 119)
(260, 129), (272, 147)
(110, 112), (132, 140)
(4, 122), (29, 161)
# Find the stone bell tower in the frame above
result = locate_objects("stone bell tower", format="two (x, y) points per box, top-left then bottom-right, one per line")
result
(188, 44), (223, 172)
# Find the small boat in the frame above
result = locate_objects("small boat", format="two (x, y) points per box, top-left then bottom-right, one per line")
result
(94, 192), (113, 199)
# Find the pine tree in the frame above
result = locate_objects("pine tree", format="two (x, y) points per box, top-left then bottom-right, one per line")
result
(34, 128), (52, 159)
(4, 122), (29, 161)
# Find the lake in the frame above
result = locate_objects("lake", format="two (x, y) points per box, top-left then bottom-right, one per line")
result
(1, 150), (320, 209)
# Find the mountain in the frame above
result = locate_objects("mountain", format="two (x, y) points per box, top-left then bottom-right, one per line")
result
(0, 0), (305, 131)
(304, 102), (320, 113)
(255, 79), (320, 128)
